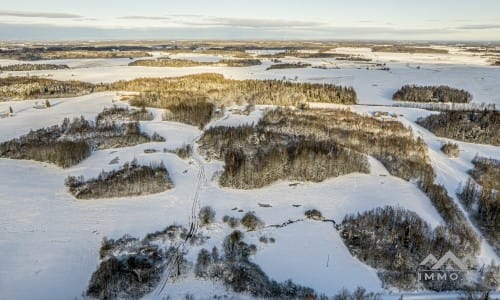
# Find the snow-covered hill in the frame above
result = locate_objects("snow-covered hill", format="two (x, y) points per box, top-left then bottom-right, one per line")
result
(0, 51), (499, 299)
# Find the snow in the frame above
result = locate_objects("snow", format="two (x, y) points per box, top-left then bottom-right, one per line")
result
(251, 221), (382, 294)
(1, 50), (499, 299)
(332, 46), (493, 66)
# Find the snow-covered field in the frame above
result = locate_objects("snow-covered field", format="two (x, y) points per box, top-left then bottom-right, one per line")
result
(0, 49), (499, 299)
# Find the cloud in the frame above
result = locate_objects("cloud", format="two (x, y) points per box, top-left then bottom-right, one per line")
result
(0, 10), (82, 19)
(203, 17), (324, 28)
(457, 24), (500, 30)
(114, 15), (324, 29)
(118, 16), (171, 20)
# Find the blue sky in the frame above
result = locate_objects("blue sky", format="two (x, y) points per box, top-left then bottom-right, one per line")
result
(0, 0), (499, 41)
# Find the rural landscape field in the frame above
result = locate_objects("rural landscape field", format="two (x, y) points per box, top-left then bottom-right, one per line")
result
(0, 1), (499, 300)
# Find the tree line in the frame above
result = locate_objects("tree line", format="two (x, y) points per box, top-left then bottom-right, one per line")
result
(0, 64), (69, 72)
(129, 58), (262, 68)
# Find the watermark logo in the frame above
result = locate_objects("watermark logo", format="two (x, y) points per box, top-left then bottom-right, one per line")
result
(417, 250), (475, 282)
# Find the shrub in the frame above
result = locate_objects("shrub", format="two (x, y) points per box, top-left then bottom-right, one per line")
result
(87, 240), (166, 299)
(241, 212), (264, 231)
(305, 209), (323, 220)
(222, 215), (240, 228)
(199, 206), (216, 226)
(441, 142), (460, 158)
(195, 248), (212, 277)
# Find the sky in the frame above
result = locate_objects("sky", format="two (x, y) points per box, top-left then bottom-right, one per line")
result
(0, 0), (499, 41)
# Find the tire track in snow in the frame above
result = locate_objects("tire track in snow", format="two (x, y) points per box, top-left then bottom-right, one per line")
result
(152, 142), (206, 299)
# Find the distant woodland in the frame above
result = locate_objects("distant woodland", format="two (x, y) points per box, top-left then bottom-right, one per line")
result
(0, 76), (94, 99)
(372, 46), (449, 54)
(266, 62), (311, 70)
(0, 64), (69, 71)
(0, 48), (151, 60)
(129, 58), (262, 67)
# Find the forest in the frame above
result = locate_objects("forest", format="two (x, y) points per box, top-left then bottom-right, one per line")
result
(416, 110), (499, 146)
(0, 76), (94, 100)
(393, 85), (472, 103)
(0, 64), (69, 71)
(0, 111), (159, 167)
(65, 160), (174, 199)
(1, 74), (358, 106)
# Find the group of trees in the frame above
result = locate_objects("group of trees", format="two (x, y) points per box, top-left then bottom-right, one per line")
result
(468, 156), (500, 191)
(0, 76), (94, 99)
(393, 85), (472, 103)
(65, 160), (174, 199)
(341, 206), (489, 291)
(0, 112), (159, 168)
(88, 221), (319, 299)
(162, 101), (216, 129)
(87, 232), (179, 299)
(0, 64), (69, 72)
(95, 105), (154, 126)
(417, 110), (499, 146)
(193, 230), (318, 299)
(458, 157), (500, 254)
(199, 123), (369, 189)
